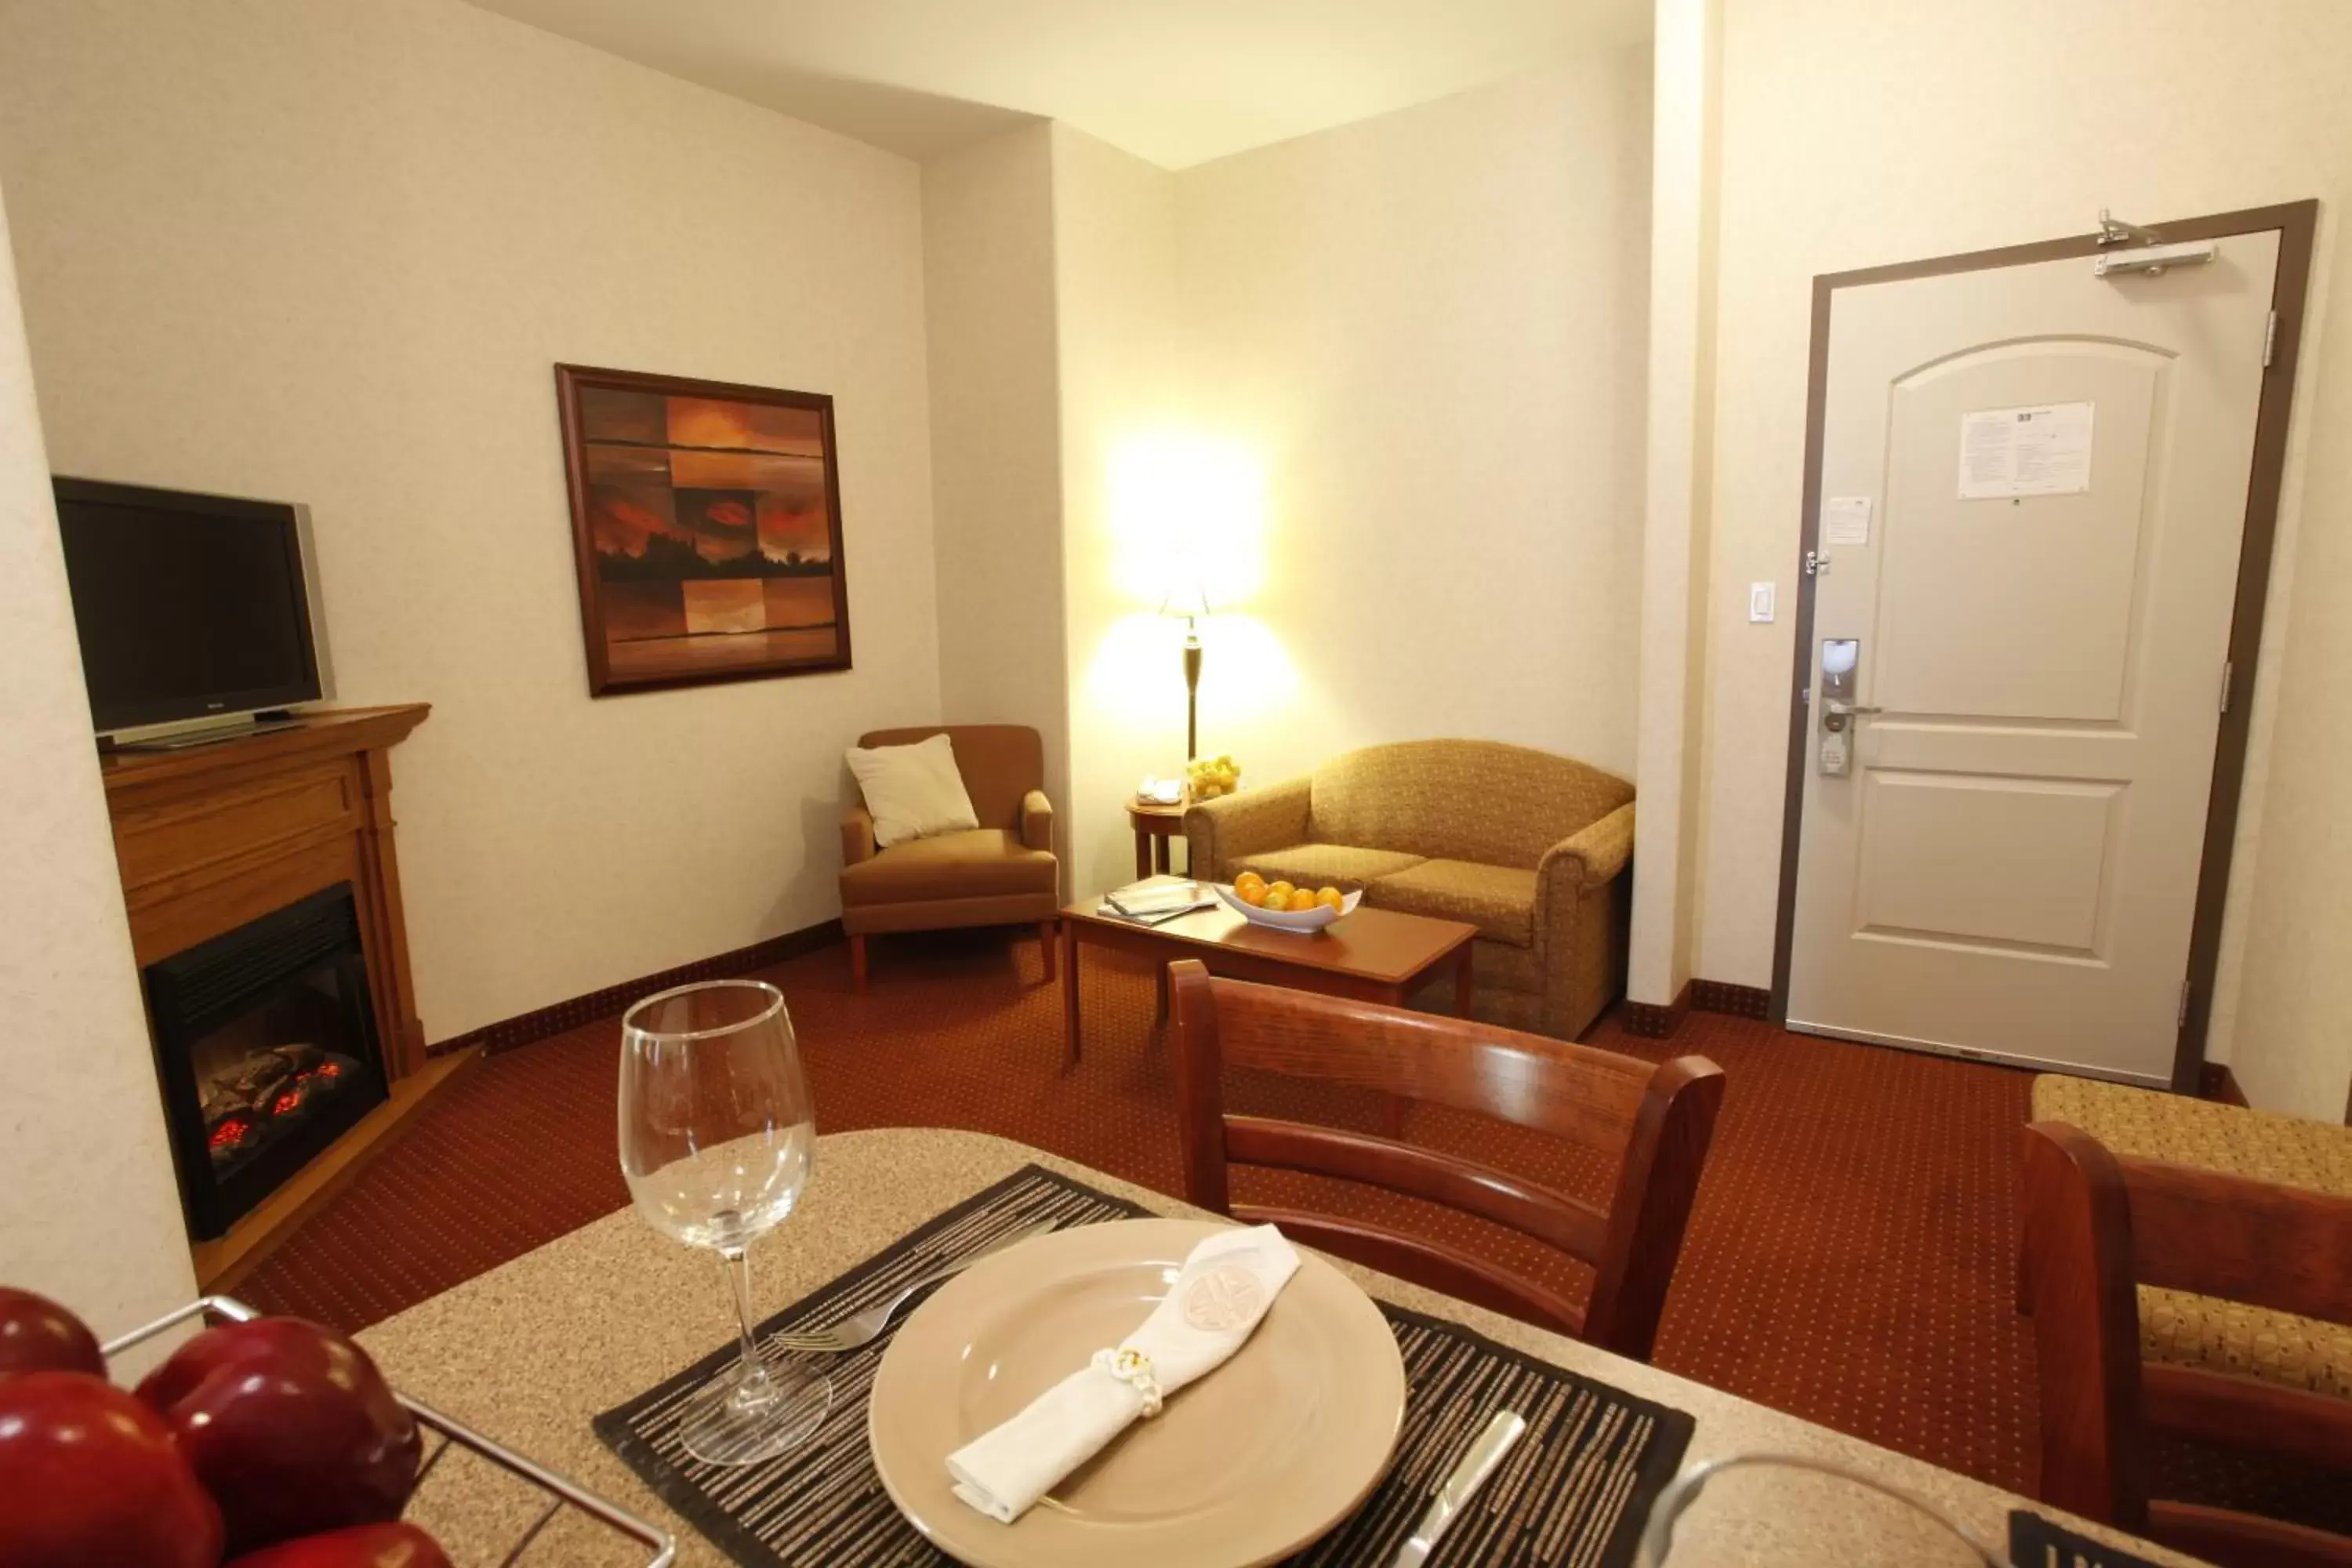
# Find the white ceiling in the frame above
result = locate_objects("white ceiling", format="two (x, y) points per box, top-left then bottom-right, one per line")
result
(463, 0), (1652, 169)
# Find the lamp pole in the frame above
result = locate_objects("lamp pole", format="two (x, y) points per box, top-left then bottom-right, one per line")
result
(1181, 618), (1203, 762)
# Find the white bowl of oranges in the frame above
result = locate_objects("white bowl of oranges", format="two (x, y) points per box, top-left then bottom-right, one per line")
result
(1215, 870), (1361, 932)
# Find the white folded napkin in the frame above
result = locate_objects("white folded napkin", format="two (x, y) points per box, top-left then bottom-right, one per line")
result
(945, 1224), (1301, 1523)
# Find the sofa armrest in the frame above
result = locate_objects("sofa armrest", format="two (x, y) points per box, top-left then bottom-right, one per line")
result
(1533, 800), (1636, 1037)
(1021, 789), (1054, 853)
(1538, 800), (1635, 893)
(1184, 776), (1312, 880)
(840, 804), (877, 867)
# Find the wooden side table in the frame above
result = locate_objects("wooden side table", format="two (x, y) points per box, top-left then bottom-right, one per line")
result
(1127, 797), (1189, 880)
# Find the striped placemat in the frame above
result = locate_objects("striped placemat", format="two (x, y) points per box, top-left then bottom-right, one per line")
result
(594, 1164), (1692, 1566)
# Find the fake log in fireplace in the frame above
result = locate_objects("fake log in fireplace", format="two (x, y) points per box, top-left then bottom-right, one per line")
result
(144, 884), (388, 1240)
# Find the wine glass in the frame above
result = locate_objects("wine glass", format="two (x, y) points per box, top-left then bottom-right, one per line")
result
(1636, 1453), (2007, 1566)
(619, 978), (829, 1465)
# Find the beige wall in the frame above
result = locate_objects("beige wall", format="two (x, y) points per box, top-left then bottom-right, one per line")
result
(1171, 55), (1652, 804)
(1693, 0), (2352, 1119)
(0, 0), (942, 1038)
(922, 124), (1073, 862)
(0, 177), (196, 1332)
(1628, 0), (1719, 1006)
(1010, 60), (1655, 900)
(1051, 126), (1187, 898)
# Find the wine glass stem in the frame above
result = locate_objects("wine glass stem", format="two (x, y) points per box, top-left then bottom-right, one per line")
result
(720, 1244), (764, 1378)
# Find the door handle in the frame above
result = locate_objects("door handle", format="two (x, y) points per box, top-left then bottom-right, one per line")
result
(1819, 640), (1872, 775)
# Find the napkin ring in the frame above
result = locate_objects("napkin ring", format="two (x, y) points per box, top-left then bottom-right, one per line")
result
(1091, 1347), (1164, 1417)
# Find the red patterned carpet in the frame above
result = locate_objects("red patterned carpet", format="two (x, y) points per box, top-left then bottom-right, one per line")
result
(242, 931), (2042, 1495)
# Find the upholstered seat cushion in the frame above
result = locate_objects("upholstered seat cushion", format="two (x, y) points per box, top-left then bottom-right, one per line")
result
(1365, 858), (1537, 946)
(2031, 1074), (2352, 1399)
(838, 829), (1058, 906)
(1231, 843), (1426, 891)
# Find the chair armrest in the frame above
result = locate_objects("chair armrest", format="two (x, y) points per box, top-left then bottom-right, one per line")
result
(1537, 800), (1635, 895)
(1184, 776), (1313, 881)
(1021, 789), (1054, 853)
(840, 804), (877, 867)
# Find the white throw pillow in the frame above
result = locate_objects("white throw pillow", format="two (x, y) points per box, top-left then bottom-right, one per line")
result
(846, 733), (981, 848)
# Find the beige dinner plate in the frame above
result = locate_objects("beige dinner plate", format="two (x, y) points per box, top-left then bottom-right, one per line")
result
(867, 1218), (1406, 1568)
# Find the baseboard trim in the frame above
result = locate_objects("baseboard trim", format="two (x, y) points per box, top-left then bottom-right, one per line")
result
(1617, 978), (1772, 1040)
(1691, 978), (1772, 1021)
(2199, 1062), (2250, 1108)
(429, 917), (845, 1058)
(1620, 983), (1691, 1040)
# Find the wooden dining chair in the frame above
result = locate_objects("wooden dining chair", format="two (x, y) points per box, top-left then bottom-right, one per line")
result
(1167, 960), (1724, 1362)
(2018, 1120), (2352, 1568)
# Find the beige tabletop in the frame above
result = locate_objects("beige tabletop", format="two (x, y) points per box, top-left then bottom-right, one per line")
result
(360, 1127), (2190, 1566)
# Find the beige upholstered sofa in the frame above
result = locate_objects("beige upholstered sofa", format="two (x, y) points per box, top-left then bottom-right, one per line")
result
(1185, 739), (1634, 1040)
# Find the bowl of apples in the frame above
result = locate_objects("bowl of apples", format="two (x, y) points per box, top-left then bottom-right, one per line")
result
(1215, 869), (1360, 932)
(0, 1283), (671, 1568)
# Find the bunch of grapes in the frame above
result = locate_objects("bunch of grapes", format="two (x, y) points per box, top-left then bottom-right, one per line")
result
(1186, 754), (1240, 800)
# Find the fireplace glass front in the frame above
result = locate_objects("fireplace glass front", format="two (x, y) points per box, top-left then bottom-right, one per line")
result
(143, 884), (387, 1240)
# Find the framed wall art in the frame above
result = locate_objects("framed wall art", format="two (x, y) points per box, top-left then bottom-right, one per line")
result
(555, 364), (851, 695)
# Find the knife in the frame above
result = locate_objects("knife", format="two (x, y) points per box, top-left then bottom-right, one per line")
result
(1388, 1409), (1528, 1567)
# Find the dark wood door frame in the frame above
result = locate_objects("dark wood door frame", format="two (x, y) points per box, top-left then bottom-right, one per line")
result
(1766, 201), (2318, 1094)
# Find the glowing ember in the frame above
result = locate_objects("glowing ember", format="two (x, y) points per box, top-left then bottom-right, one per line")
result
(200, 1045), (369, 1173)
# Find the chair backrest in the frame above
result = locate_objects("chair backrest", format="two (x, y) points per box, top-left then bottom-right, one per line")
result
(858, 724), (1043, 833)
(1305, 739), (1633, 869)
(2019, 1120), (2352, 1568)
(1169, 961), (1722, 1362)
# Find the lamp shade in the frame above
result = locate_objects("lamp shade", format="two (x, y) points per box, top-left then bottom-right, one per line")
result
(1159, 579), (1212, 622)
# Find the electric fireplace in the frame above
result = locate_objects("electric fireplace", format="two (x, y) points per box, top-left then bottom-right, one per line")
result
(144, 884), (388, 1240)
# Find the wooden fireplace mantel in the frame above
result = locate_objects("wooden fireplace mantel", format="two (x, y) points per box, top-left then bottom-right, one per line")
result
(100, 704), (460, 1290)
(101, 704), (431, 1077)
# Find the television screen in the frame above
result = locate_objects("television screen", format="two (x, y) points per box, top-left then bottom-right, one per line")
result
(53, 478), (324, 734)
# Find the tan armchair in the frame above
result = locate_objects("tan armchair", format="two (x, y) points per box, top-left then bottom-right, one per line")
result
(1185, 739), (1633, 1039)
(838, 724), (1059, 992)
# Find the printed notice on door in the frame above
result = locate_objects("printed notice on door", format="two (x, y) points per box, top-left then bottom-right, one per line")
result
(1958, 401), (2094, 499)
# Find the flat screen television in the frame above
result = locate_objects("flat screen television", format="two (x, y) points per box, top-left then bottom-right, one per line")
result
(53, 477), (330, 739)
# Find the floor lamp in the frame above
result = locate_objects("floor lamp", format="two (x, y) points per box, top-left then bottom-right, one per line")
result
(1160, 579), (1211, 762)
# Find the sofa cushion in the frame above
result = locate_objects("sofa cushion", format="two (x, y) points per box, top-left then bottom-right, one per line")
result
(1366, 858), (1537, 946)
(1309, 739), (1634, 869)
(1230, 843), (1425, 891)
(838, 829), (1056, 906)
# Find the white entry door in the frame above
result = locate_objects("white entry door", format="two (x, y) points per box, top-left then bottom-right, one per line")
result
(1785, 225), (2285, 1084)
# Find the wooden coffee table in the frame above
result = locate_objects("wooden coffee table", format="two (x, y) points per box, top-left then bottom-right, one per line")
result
(1059, 876), (1477, 1068)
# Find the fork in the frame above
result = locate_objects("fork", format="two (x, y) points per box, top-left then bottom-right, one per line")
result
(767, 1219), (1058, 1354)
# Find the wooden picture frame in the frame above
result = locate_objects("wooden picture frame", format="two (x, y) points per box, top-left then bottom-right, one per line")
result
(554, 363), (852, 696)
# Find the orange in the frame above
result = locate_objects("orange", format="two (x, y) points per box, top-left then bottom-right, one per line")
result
(1267, 880), (1296, 902)
(1236, 880), (1268, 907)
(1261, 889), (1292, 913)
(1317, 886), (1344, 912)
(1234, 869), (1267, 897)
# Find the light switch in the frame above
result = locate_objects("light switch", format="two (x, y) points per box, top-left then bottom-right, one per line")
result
(1748, 582), (1776, 623)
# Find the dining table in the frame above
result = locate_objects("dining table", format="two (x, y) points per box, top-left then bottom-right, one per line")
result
(359, 1127), (2194, 1566)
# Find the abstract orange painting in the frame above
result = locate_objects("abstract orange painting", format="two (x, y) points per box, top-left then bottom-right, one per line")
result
(555, 364), (851, 695)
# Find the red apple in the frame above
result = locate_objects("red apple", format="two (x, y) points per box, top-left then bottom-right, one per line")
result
(224, 1522), (450, 1568)
(0, 1369), (223, 1568)
(0, 1287), (107, 1378)
(137, 1317), (421, 1556)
